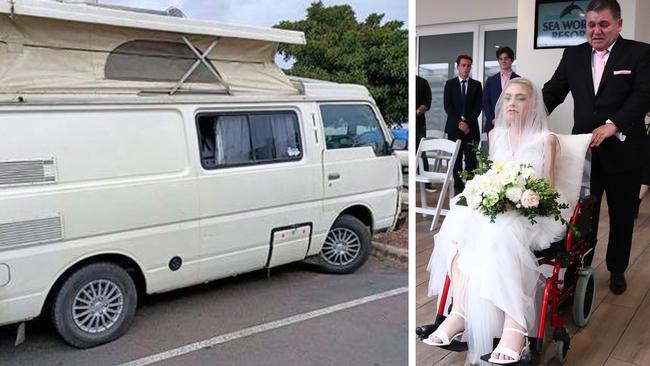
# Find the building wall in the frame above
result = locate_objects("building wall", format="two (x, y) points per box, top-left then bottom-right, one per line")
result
(516, 0), (642, 134)
(636, 0), (650, 43)
(416, 0), (517, 26)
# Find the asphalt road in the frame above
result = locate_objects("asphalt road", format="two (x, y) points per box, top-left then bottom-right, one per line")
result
(0, 256), (407, 366)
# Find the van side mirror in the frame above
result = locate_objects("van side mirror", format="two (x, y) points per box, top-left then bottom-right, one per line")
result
(390, 138), (407, 151)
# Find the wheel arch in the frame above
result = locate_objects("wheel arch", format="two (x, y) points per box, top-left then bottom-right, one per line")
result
(42, 252), (147, 316)
(337, 204), (374, 233)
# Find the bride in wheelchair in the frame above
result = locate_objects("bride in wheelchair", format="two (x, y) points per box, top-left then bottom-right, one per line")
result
(424, 77), (572, 365)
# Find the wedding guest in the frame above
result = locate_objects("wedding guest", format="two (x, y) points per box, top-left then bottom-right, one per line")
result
(483, 46), (520, 139)
(444, 54), (483, 192)
(416, 75), (432, 181)
(543, 0), (650, 294)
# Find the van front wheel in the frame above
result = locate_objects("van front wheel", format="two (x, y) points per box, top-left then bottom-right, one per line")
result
(51, 263), (138, 348)
(317, 215), (371, 274)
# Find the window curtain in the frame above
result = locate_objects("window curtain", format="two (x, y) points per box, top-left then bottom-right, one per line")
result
(214, 115), (250, 165)
(270, 114), (300, 159)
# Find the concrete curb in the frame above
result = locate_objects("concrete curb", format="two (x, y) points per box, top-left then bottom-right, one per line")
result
(372, 241), (408, 259)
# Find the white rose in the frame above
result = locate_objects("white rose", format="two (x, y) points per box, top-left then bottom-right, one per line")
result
(522, 167), (536, 181)
(466, 195), (481, 210)
(505, 186), (523, 203)
(482, 192), (500, 207)
(520, 189), (540, 208)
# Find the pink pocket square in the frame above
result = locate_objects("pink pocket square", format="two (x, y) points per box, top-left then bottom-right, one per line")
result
(613, 70), (632, 75)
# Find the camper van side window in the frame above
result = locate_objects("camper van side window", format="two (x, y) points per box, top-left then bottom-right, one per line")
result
(197, 112), (302, 169)
(320, 104), (387, 156)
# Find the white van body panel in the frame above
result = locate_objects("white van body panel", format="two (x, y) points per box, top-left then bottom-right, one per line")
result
(0, 93), (401, 328)
(194, 104), (323, 281)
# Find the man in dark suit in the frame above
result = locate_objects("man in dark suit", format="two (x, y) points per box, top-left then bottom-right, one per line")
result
(483, 46), (520, 137)
(543, 0), (650, 294)
(444, 54), (483, 191)
(416, 75), (432, 175)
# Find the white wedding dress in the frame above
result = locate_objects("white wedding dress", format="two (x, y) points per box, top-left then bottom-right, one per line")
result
(426, 128), (565, 365)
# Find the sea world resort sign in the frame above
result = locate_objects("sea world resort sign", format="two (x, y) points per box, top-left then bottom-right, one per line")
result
(535, 0), (590, 49)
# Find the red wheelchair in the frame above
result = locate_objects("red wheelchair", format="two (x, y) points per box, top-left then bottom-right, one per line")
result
(416, 136), (597, 365)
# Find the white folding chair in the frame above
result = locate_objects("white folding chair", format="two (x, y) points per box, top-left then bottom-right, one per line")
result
(424, 130), (450, 172)
(414, 138), (461, 230)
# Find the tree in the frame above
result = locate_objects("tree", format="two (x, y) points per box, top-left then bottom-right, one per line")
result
(275, 1), (407, 124)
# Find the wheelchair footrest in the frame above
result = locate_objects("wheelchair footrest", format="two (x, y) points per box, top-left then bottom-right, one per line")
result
(479, 337), (542, 365)
(415, 319), (468, 352)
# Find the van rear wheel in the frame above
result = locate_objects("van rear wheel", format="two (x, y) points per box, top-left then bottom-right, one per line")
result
(51, 263), (137, 348)
(317, 215), (371, 274)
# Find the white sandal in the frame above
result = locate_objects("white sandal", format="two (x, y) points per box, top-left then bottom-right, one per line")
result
(422, 310), (465, 346)
(488, 327), (529, 364)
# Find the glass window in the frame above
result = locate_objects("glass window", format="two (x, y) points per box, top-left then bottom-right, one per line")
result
(320, 104), (387, 156)
(418, 32), (473, 132)
(197, 111), (302, 169)
(106, 40), (215, 83)
(483, 30), (518, 86)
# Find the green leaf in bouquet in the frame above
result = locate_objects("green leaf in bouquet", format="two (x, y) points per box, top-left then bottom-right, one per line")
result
(460, 142), (492, 181)
(456, 195), (468, 206)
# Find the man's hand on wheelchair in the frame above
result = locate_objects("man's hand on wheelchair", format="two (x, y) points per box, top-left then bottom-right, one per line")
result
(590, 123), (617, 147)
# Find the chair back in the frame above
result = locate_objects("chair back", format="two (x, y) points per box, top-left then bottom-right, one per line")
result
(554, 133), (592, 219)
(415, 138), (461, 176)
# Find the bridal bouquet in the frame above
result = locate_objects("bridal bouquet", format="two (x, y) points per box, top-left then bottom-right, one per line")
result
(457, 152), (569, 225)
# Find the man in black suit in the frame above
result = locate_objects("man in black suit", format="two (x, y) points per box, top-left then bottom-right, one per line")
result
(444, 54), (483, 191)
(543, 0), (650, 294)
(416, 75), (432, 176)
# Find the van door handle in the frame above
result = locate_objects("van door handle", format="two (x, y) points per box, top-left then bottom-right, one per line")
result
(328, 173), (340, 180)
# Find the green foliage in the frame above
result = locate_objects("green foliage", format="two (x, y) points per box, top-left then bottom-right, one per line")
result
(274, 1), (408, 124)
(457, 153), (579, 236)
(459, 144), (491, 181)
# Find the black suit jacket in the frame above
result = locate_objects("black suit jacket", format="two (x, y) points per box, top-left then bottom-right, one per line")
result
(416, 75), (432, 134)
(543, 36), (650, 173)
(444, 77), (483, 140)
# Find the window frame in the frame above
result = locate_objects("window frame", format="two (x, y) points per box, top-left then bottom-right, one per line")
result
(317, 102), (391, 156)
(195, 109), (304, 170)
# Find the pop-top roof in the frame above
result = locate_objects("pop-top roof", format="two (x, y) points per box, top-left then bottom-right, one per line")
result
(0, 0), (306, 45)
(0, 0), (307, 95)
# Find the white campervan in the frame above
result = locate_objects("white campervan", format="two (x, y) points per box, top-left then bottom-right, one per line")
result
(0, 0), (405, 348)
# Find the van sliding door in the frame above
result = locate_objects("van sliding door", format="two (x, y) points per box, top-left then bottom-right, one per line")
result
(195, 109), (321, 281)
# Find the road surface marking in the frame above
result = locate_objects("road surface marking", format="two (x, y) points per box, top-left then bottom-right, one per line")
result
(118, 286), (407, 366)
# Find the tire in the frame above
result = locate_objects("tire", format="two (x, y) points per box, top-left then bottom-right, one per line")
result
(553, 327), (570, 364)
(572, 267), (596, 327)
(51, 262), (138, 348)
(555, 339), (569, 364)
(315, 215), (371, 274)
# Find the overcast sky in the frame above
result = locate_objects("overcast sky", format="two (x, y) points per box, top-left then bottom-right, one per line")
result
(99, 0), (408, 27)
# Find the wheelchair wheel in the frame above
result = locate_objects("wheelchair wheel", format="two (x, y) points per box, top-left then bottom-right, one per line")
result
(555, 339), (569, 363)
(572, 267), (596, 327)
(553, 327), (570, 364)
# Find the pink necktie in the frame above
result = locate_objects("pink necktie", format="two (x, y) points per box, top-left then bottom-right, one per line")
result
(593, 50), (608, 93)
